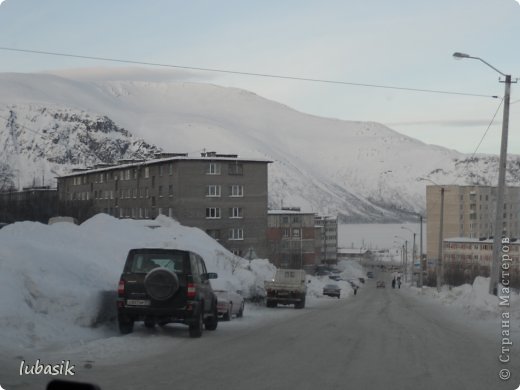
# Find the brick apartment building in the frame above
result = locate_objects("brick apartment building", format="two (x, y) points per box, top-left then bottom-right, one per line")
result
(57, 152), (271, 258)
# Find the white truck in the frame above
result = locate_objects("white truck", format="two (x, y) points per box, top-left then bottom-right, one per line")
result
(264, 269), (307, 309)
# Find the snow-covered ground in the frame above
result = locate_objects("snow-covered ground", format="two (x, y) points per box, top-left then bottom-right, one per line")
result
(1, 213), (516, 382)
(0, 214), (365, 357)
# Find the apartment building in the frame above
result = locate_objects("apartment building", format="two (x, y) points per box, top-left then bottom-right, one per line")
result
(426, 185), (520, 261)
(315, 215), (338, 264)
(57, 152), (271, 258)
(442, 237), (519, 288)
(266, 208), (321, 270)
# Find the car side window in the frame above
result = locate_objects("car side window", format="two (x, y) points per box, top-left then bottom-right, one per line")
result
(198, 256), (208, 276)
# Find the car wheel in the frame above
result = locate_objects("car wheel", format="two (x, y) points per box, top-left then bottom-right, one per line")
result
(118, 314), (134, 335)
(189, 309), (203, 338)
(204, 301), (218, 331)
(144, 268), (179, 301)
(223, 304), (232, 321)
(237, 302), (244, 318)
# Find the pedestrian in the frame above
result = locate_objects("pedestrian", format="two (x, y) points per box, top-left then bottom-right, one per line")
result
(397, 276), (401, 289)
(353, 285), (358, 295)
(392, 278), (396, 288)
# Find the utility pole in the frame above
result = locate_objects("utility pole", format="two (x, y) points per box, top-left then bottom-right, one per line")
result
(490, 74), (511, 295)
(419, 215), (423, 288)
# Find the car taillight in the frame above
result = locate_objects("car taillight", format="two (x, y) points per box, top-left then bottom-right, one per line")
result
(118, 280), (125, 296)
(187, 283), (196, 299)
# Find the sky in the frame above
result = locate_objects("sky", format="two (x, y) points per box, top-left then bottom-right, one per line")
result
(0, 0), (519, 155)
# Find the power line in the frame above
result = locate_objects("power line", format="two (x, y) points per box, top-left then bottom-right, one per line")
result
(0, 46), (499, 99)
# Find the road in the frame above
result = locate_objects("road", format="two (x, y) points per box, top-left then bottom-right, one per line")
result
(2, 275), (519, 390)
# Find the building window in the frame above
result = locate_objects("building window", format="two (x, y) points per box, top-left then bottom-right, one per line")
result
(159, 165), (163, 177)
(229, 228), (244, 240)
(229, 185), (244, 197)
(158, 207), (163, 215)
(125, 170), (131, 180)
(168, 208), (173, 218)
(158, 186), (163, 197)
(151, 176), (155, 188)
(206, 162), (221, 175)
(144, 208), (149, 219)
(151, 197), (156, 207)
(230, 207), (243, 219)
(145, 188), (149, 198)
(206, 185), (221, 197)
(292, 216), (300, 223)
(206, 229), (221, 240)
(144, 167), (150, 178)
(292, 228), (301, 238)
(228, 163), (243, 175)
(169, 163), (173, 175)
(139, 208), (143, 218)
(206, 207), (221, 219)
(168, 185), (173, 197)
(283, 228), (290, 238)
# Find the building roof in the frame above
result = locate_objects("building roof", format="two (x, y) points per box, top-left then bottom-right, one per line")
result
(268, 210), (315, 215)
(57, 154), (273, 178)
(338, 248), (369, 255)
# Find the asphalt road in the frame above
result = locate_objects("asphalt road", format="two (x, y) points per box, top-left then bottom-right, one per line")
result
(3, 275), (519, 390)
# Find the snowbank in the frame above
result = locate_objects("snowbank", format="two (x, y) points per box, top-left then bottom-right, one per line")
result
(0, 214), (275, 351)
(409, 277), (520, 327)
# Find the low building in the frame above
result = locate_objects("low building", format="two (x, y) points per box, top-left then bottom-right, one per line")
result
(337, 248), (371, 261)
(0, 186), (58, 223)
(57, 152), (271, 258)
(442, 237), (520, 288)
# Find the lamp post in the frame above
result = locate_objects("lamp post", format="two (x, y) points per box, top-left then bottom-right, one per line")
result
(453, 52), (514, 295)
(401, 226), (416, 285)
(394, 235), (408, 282)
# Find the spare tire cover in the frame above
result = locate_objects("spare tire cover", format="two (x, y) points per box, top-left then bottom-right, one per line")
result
(144, 268), (179, 301)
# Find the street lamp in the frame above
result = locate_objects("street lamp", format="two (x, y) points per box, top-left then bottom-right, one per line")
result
(453, 51), (514, 295)
(394, 235), (408, 281)
(401, 226), (416, 285)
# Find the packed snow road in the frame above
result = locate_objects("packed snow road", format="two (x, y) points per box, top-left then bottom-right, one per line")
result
(2, 276), (518, 390)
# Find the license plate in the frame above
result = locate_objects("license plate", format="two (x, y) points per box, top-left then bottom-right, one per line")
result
(126, 299), (151, 306)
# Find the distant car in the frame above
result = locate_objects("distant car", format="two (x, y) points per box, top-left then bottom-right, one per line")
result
(316, 270), (330, 276)
(366, 271), (374, 279)
(376, 280), (386, 288)
(323, 284), (341, 298)
(214, 290), (245, 321)
(328, 275), (341, 281)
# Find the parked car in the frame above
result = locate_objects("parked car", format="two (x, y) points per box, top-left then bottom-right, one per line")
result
(366, 271), (374, 279)
(214, 289), (245, 321)
(323, 284), (341, 298)
(328, 274), (341, 281)
(116, 248), (219, 338)
(376, 280), (386, 288)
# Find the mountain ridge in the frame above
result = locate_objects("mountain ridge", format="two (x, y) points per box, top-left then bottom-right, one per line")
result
(0, 69), (518, 222)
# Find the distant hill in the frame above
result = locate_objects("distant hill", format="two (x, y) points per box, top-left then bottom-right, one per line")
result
(1, 69), (518, 222)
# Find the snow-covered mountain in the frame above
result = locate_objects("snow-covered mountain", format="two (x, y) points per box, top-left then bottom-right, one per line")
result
(1, 69), (518, 222)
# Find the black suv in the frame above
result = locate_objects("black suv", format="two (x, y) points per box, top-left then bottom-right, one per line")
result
(117, 248), (219, 338)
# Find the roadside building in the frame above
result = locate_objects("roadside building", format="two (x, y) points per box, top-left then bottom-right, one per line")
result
(442, 237), (519, 288)
(266, 208), (320, 270)
(426, 184), (520, 262)
(0, 186), (58, 223)
(315, 215), (338, 265)
(57, 152), (271, 258)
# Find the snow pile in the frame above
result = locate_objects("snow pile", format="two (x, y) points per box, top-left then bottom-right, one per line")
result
(0, 214), (275, 351)
(410, 277), (520, 325)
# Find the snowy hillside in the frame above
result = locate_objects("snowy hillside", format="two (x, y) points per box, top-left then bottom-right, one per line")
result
(1, 70), (518, 221)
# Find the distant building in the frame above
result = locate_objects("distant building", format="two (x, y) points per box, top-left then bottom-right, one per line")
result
(315, 216), (338, 264)
(57, 152), (271, 258)
(426, 185), (520, 262)
(337, 248), (371, 261)
(442, 237), (519, 288)
(266, 208), (321, 270)
(0, 186), (58, 223)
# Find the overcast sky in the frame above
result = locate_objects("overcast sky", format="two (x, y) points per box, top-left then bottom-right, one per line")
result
(0, 0), (519, 155)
